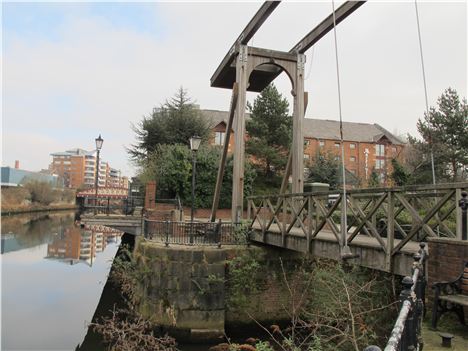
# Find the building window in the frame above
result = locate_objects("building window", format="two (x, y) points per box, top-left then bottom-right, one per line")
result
(375, 159), (385, 169)
(350, 143), (356, 149)
(334, 156), (340, 161)
(350, 156), (356, 162)
(375, 144), (385, 157)
(304, 139), (310, 146)
(392, 147), (397, 153)
(214, 131), (225, 146)
(304, 153), (310, 160)
(319, 140), (325, 147)
(335, 142), (340, 148)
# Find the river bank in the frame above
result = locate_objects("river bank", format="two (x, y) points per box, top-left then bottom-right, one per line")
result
(1, 203), (78, 216)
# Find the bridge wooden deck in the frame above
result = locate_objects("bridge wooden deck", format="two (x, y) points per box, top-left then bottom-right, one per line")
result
(251, 222), (420, 276)
(248, 182), (467, 276)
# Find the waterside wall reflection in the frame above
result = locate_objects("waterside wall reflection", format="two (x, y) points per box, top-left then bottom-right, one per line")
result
(1, 212), (123, 351)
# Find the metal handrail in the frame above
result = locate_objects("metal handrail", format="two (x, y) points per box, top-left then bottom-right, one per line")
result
(366, 243), (427, 351)
(143, 219), (246, 246)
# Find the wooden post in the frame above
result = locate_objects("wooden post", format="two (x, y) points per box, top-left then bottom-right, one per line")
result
(210, 83), (239, 222)
(232, 45), (248, 223)
(307, 195), (313, 252)
(291, 54), (305, 195)
(386, 191), (394, 272)
(280, 92), (308, 196)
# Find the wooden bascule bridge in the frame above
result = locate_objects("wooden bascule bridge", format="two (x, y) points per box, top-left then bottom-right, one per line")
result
(82, 0), (468, 276)
(82, 2), (467, 348)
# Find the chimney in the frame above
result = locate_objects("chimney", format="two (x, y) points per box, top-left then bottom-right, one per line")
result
(14, 160), (20, 169)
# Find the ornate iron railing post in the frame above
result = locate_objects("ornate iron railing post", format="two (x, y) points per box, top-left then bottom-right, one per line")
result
(165, 220), (169, 247)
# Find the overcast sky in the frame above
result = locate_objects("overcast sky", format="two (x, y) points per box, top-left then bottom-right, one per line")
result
(2, 1), (466, 177)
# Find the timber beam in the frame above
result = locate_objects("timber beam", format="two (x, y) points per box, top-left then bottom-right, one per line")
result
(210, 1), (366, 92)
(210, 1), (281, 90)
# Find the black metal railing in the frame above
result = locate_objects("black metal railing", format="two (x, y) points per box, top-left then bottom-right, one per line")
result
(143, 219), (247, 246)
(80, 196), (144, 216)
(364, 243), (427, 351)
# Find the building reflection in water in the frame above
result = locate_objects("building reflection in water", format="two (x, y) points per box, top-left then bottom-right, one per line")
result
(46, 224), (123, 266)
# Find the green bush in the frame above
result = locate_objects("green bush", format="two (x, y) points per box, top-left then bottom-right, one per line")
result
(139, 144), (256, 209)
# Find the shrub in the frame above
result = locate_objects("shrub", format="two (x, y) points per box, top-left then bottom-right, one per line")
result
(23, 180), (57, 205)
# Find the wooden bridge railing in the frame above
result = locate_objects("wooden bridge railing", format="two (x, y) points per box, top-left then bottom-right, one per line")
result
(247, 182), (467, 260)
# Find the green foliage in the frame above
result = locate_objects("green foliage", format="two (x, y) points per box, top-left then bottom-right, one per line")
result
(128, 87), (211, 162)
(390, 158), (410, 186)
(23, 180), (57, 205)
(254, 341), (275, 351)
(226, 252), (261, 310)
(307, 151), (340, 189)
(231, 221), (251, 244)
(368, 169), (380, 188)
(139, 144), (255, 208)
(301, 261), (397, 350)
(246, 84), (291, 177)
(411, 87), (468, 182)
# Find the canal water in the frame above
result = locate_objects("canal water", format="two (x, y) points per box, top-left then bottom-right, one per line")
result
(1, 211), (123, 351)
(1, 211), (253, 351)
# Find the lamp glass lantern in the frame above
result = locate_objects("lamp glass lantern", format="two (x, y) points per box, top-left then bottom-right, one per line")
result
(190, 135), (202, 151)
(95, 134), (104, 151)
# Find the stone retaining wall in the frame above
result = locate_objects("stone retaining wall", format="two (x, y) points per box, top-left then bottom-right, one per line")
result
(133, 239), (303, 342)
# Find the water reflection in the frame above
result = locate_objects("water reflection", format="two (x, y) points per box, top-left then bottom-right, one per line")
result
(1, 212), (124, 351)
(1, 212), (75, 253)
(46, 224), (122, 266)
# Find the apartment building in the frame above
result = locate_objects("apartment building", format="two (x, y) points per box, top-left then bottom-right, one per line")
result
(49, 148), (129, 189)
(202, 109), (405, 186)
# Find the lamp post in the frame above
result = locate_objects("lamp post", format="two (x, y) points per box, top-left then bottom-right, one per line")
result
(189, 135), (202, 243)
(94, 134), (104, 215)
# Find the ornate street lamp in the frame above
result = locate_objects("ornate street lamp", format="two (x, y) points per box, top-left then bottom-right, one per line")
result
(94, 134), (104, 215)
(189, 135), (202, 243)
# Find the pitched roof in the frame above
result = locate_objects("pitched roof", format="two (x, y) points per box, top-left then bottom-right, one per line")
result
(200, 109), (404, 145)
(303, 119), (404, 145)
(201, 109), (251, 128)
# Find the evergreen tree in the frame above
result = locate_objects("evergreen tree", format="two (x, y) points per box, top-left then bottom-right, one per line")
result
(368, 169), (380, 188)
(307, 151), (340, 189)
(391, 158), (410, 186)
(128, 87), (210, 162)
(246, 84), (291, 177)
(139, 144), (255, 208)
(414, 88), (468, 181)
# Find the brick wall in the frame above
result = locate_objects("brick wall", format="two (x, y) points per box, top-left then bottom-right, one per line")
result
(144, 181), (157, 209)
(427, 238), (468, 319)
(427, 238), (468, 287)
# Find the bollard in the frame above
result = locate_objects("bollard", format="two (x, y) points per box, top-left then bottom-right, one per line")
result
(459, 191), (467, 240)
(363, 346), (382, 351)
(439, 332), (454, 348)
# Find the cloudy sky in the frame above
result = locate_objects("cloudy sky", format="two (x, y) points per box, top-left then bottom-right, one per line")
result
(2, 1), (466, 177)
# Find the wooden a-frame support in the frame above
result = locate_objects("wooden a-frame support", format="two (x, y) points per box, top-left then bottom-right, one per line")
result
(210, 1), (366, 222)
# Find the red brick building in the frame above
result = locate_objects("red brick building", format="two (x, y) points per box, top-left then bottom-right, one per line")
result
(202, 109), (405, 186)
